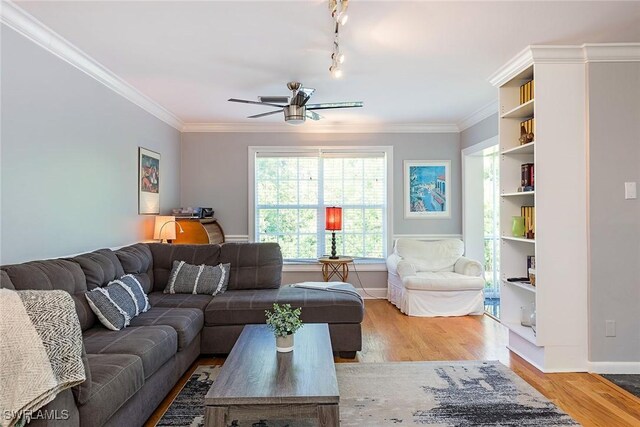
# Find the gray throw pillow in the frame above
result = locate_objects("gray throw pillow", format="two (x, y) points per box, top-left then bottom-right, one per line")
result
(116, 274), (150, 315)
(164, 261), (230, 295)
(85, 281), (137, 331)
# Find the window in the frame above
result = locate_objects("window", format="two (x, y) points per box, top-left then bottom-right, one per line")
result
(250, 147), (392, 262)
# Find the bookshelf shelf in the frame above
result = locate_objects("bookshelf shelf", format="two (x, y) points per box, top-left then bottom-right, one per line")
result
(502, 236), (535, 244)
(501, 141), (535, 155)
(501, 191), (535, 197)
(503, 321), (537, 345)
(504, 280), (536, 293)
(501, 99), (534, 119)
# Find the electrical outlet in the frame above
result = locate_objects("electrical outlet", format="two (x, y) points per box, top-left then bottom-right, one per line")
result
(605, 320), (616, 337)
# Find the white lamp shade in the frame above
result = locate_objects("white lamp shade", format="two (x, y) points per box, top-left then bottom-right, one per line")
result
(153, 216), (177, 240)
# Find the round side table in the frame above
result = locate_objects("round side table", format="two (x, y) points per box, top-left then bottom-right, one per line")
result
(318, 257), (354, 282)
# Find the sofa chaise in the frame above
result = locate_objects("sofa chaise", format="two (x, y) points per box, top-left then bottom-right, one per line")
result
(0, 242), (364, 427)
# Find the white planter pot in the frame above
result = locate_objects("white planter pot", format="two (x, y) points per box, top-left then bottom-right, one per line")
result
(276, 334), (294, 352)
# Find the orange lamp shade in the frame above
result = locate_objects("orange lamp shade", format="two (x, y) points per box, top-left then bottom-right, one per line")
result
(325, 207), (342, 231)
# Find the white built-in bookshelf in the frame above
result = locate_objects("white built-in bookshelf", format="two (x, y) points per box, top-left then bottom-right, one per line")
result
(492, 49), (588, 372)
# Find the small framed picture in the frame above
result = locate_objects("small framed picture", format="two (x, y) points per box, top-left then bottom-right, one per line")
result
(138, 147), (160, 215)
(404, 160), (451, 219)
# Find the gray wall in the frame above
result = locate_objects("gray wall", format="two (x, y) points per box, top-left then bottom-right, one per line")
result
(587, 62), (640, 363)
(0, 26), (181, 264)
(181, 132), (462, 239)
(460, 113), (498, 150)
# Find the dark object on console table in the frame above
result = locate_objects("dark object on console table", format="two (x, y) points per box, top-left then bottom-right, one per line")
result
(0, 242), (363, 427)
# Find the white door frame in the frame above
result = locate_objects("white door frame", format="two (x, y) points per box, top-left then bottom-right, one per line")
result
(461, 136), (498, 261)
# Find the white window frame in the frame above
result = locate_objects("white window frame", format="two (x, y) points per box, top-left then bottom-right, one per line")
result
(248, 146), (394, 263)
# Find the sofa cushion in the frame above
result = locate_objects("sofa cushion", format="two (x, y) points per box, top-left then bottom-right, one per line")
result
(114, 244), (154, 293)
(1, 259), (95, 331)
(165, 261), (230, 295)
(78, 353), (144, 427)
(205, 285), (364, 326)
(395, 238), (464, 272)
(0, 270), (15, 289)
(72, 345), (93, 405)
(83, 326), (177, 378)
(149, 243), (222, 293)
(403, 271), (486, 291)
(71, 249), (125, 290)
(219, 243), (283, 290)
(148, 291), (212, 311)
(129, 307), (204, 351)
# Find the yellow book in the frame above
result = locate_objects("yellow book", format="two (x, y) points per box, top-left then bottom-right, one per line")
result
(531, 80), (535, 100)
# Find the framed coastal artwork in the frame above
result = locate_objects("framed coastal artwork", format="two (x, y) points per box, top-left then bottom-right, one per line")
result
(404, 160), (451, 219)
(138, 147), (160, 215)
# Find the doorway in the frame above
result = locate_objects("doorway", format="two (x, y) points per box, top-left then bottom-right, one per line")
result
(462, 137), (500, 318)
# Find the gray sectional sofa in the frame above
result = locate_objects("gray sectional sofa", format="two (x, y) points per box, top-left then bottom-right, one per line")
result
(0, 242), (364, 427)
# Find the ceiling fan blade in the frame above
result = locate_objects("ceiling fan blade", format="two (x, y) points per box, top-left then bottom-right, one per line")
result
(247, 109), (283, 119)
(299, 87), (316, 107)
(305, 110), (323, 121)
(306, 101), (363, 110)
(228, 98), (286, 108)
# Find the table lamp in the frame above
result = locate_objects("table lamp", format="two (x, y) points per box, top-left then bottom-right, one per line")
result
(153, 216), (184, 243)
(325, 206), (342, 259)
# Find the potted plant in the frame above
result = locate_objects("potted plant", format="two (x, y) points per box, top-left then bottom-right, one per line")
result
(265, 303), (303, 353)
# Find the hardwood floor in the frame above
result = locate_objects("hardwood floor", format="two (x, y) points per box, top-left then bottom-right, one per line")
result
(146, 300), (640, 426)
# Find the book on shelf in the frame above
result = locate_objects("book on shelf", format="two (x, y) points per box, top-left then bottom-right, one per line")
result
(521, 205), (535, 238)
(527, 255), (536, 270)
(519, 79), (535, 104)
(520, 163), (535, 188)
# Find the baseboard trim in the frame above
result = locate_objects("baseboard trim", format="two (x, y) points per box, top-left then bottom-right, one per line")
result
(588, 361), (640, 374)
(355, 287), (387, 299)
(393, 234), (463, 241)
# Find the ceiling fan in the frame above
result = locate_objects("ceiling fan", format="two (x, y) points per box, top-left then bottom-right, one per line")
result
(228, 81), (363, 125)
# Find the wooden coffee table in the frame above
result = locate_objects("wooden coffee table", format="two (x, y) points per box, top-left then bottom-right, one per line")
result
(204, 323), (340, 427)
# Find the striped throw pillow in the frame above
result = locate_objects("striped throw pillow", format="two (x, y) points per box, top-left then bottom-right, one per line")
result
(118, 274), (150, 315)
(164, 261), (230, 295)
(85, 281), (137, 331)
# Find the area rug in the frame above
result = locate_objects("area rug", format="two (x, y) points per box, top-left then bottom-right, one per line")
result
(602, 374), (640, 398)
(156, 361), (579, 426)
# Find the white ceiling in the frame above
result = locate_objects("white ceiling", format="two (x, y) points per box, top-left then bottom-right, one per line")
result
(15, 1), (640, 126)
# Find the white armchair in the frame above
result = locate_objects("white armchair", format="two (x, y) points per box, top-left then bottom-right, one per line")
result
(386, 239), (485, 317)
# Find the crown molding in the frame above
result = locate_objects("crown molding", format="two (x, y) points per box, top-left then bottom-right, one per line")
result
(457, 101), (499, 132)
(0, 0), (184, 130)
(181, 122), (460, 133)
(488, 46), (535, 87)
(583, 43), (640, 62)
(490, 43), (640, 87)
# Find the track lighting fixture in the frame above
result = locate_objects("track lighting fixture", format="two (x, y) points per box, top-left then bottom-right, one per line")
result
(328, 0), (350, 78)
(329, 0), (349, 26)
(329, 64), (343, 79)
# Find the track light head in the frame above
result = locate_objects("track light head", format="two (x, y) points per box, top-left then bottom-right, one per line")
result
(329, 64), (343, 79)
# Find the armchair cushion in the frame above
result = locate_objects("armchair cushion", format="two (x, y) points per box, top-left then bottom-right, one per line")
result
(454, 256), (483, 277)
(403, 272), (485, 291)
(395, 239), (464, 272)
